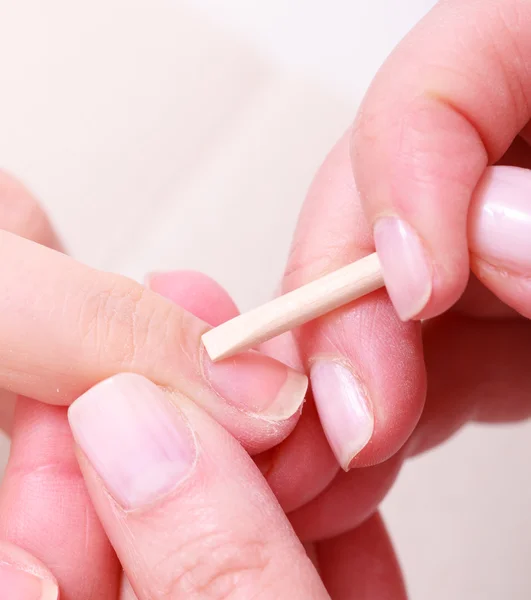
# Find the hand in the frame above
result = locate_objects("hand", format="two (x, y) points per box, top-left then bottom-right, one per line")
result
(351, 0), (531, 321)
(0, 372), (408, 600)
(0, 171), (310, 598)
(0, 172), (406, 598)
(2, 153), (531, 600)
(0, 171), (408, 599)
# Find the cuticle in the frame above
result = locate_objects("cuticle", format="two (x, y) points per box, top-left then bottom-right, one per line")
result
(473, 254), (531, 280)
(309, 354), (373, 414)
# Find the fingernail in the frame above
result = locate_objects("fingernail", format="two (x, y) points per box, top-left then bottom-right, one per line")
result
(374, 217), (432, 320)
(202, 351), (308, 421)
(0, 563), (58, 600)
(310, 361), (373, 470)
(469, 166), (531, 273)
(68, 373), (197, 510)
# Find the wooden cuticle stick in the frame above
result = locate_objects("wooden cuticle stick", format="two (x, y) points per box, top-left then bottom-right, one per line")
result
(202, 252), (384, 362)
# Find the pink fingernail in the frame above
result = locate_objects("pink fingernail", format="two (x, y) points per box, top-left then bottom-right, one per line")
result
(310, 361), (373, 470)
(469, 166), (531, 272)
(202, 351), (308, 421)
(0, 563), (57, 600)
(68, 373), (197, 510)
(374, 217), (432, 320)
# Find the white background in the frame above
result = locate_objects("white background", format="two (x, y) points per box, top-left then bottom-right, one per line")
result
(0, 0), (530, 597)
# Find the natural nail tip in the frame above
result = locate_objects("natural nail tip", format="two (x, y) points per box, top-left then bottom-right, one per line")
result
(261, 370), (308, 422)
(41, 579), (59, 600)
(396, 280), (432, 321)
(374, 216), (432, 321)
(342, 427), (374, 472)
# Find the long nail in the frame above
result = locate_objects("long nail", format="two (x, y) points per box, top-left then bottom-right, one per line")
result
(202, 351), (308, 421)
(374, 217), (432, 320)
(469, 166), (531, 273)
(0, 563), (57, 600)
(68, 373), (197, 511)
(310, 361), (374, 470)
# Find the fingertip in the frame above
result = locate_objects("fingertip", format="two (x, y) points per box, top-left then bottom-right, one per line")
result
(0, 541), (58, 600)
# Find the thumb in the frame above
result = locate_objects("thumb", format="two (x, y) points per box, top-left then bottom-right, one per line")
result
(0, 540), (58, 599)
(352, 0), (531, 320)
(68, 373), (329, 600)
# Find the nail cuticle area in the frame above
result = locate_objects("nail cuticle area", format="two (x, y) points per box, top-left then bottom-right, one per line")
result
(472, 254), (531, 282)
(310, 358), (374, 471)
(201, 345), (307, 422)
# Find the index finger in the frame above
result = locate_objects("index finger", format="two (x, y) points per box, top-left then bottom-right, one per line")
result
(0, 231), (307, 453)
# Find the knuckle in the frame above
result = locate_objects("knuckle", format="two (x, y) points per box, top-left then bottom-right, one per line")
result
(154, 527), (273, 599)
(76, 276), (172, 368)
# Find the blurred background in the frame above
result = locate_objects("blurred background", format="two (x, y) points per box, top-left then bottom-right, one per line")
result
(0, 0), (530, 597)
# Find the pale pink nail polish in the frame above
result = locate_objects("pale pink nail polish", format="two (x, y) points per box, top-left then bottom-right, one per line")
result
(469, 166), (531, 273)
(310, 361), (373, 470)
(374, 217), (432, 320)
(68, 373), (197, 510)
(0, 563), (57, 600)
(202, 351), (308, 421)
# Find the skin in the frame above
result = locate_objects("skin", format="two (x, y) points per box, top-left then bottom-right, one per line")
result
(3, 154), (531, 599)
(3, 0), (531, 595)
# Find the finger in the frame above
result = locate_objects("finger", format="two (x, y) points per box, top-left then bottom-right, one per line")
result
(146, 270), (239, 326)
(469, 165), (531, 318)
(255, 395), (340, 512)
(297, 296), (531, 542)
(293, 304), (531, 542)
(149, 270), (340, 511)
(120, 575), (139, 600)
(0, 172), (117, 599)
(288, 452), (403, 542)
(451, 272), (517, 319)
(352, 0), (531, 320)
(410, 314), (531, 456)
(317, 513), (407, 600)
(68, 373), (328, 600)
(0, 540), (58, 599)
(0, 171), (62, 435)
(0, 231), (307, 453)
(284, 131), (425, 469)
(0, 398), (120, 599)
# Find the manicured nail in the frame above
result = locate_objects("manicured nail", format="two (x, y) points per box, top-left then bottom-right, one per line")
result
(374, 217), (432, 320)
(310, 361), (373, 470)
(68, 373), (197, 510)
(202, 351), (308, 421)
(0, 563), (57, 600)
(469, 166), (531, 273)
